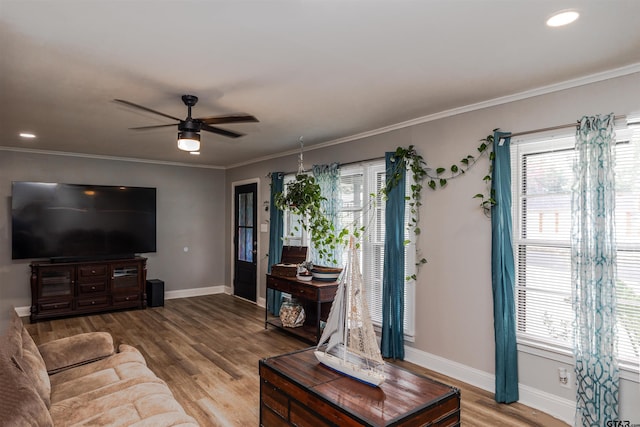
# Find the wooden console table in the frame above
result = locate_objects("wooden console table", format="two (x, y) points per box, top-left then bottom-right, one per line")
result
(259, 348), (461, 426)
(265, 274), (338, 344)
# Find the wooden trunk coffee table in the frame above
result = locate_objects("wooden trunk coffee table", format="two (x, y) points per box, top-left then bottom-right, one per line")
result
(259, 348), (460, 426)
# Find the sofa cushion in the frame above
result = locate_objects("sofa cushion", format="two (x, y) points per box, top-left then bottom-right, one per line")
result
(38, 331), (114, 374)
(0, 352), (54, 427)
(21, 326), (52, 408)
(6, 309), (24, 359)
(49, 344), (198, 426)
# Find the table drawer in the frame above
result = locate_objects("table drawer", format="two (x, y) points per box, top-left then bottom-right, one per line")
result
(268, 277), (292, 294)
(288, 285), (317, 300)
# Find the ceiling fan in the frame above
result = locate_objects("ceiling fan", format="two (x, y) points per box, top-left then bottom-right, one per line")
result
(114, 95), (259, 152)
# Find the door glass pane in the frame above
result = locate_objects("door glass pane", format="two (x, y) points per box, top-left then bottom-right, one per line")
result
(245, 193), (253, 225)
(237, 190), (254, 263)
(239, 194), (246, 226)
(238, 228), (246, 261)
(245, 228), (254, 262)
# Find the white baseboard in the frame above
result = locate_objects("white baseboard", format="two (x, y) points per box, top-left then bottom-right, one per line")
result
(15, 306), (30, 317)
(164, 285), (226, 300)
(404, 346), (575, 424)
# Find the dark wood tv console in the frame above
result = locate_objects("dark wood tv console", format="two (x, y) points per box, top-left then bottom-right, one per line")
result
(30, 257), (147, 322)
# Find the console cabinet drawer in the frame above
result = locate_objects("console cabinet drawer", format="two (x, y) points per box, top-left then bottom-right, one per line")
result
(113, 293), (139, 305)
(78, 265), (108, 280)
(39, 300), (72, 312)
(78, 282), (108, 294)
(77, 295), (110, 309)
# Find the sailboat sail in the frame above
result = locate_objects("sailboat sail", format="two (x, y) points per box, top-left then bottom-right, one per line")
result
(315, 237), (385, 386)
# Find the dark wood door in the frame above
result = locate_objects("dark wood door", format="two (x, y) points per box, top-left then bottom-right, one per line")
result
(234, 183), (258, 302)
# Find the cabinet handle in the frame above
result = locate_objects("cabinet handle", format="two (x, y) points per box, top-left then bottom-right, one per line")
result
(125, 297), (129, 301)
(91, 286), (96, 290)
(91, 270), (96, 274)
(91, 301), (96, 305)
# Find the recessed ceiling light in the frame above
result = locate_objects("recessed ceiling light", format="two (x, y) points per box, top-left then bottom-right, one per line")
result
(19, 132), (36, 139)
(547, 10), (579, 27)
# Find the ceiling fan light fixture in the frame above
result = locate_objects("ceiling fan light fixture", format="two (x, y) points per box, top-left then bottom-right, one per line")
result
(177, 131), (201, 152)
(546, 10), (579, 27)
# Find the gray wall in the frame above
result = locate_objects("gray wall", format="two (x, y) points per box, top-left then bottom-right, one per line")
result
(225, 72), (640, 422)
(0, 151), (226, 333)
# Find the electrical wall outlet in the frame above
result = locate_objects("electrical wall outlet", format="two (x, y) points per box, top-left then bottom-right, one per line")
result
(558, 367), (571, 388)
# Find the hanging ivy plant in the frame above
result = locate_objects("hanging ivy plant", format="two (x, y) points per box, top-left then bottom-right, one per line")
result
(274, 174), (349, 265)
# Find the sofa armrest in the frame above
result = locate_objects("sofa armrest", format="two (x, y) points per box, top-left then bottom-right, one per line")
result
(37, 332), (115, 374)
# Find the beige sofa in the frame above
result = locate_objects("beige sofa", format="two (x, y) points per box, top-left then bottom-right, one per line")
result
(0, 311), (198, 426)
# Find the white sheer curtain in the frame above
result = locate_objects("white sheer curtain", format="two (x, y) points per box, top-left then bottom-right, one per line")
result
(571, 113), (619, 426)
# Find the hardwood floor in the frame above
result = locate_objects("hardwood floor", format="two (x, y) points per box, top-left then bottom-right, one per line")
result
(24, 294), (568, 426)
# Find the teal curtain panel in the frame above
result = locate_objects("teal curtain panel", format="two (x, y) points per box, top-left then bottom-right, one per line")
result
(491, 131), (519, 403)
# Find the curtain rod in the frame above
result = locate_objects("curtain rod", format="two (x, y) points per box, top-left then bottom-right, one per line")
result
(270, 155), (385, 177)
(509, 114), (627, 138)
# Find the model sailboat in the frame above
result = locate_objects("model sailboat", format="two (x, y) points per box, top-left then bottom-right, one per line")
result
(314, 237), (385, 387)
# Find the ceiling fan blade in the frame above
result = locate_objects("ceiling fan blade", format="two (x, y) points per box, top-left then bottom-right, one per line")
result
(114, 99), (182, 122)
(129, 124), (178, 130)
(197, 114), (259, 125)
(201, 123), (244, 138)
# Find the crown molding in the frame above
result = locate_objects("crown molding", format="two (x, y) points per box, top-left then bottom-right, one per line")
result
(0, 145), (224, 169)
(229, 62), (640, 169)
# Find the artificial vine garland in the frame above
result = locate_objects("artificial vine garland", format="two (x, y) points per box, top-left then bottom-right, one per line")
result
(386, 129), (498, 218)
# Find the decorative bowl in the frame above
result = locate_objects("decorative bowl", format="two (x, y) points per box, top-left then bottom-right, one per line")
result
(310, 266), (343, 282)
(296, 273), (313, 282)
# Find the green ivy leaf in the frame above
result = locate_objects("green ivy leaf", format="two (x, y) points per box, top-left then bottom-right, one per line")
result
(428, 180), (436, 190)
(451, 165), (459, 173)
(473, 193), (484, 199)
(439, 178), (447, 187)
(436, 167), (446, 175)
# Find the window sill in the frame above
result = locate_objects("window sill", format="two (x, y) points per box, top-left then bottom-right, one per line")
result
(517, 341), (639, 382)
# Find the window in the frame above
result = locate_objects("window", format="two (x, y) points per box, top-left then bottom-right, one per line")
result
(282, 160), (415, 339)
(511, 128), (640, 368)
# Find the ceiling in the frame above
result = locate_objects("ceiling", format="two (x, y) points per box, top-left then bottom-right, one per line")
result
(1, 1), (640, 168)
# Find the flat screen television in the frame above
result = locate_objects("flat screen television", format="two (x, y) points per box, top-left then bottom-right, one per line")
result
(11, 182), (156, 261)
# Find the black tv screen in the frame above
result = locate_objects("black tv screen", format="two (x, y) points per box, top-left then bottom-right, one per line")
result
(11, 182), (156, 261)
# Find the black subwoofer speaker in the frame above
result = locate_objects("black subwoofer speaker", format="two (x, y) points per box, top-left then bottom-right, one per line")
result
(146, 279), (164, 307)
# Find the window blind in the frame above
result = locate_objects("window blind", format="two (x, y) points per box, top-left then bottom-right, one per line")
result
(512, 129), (640, 368)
